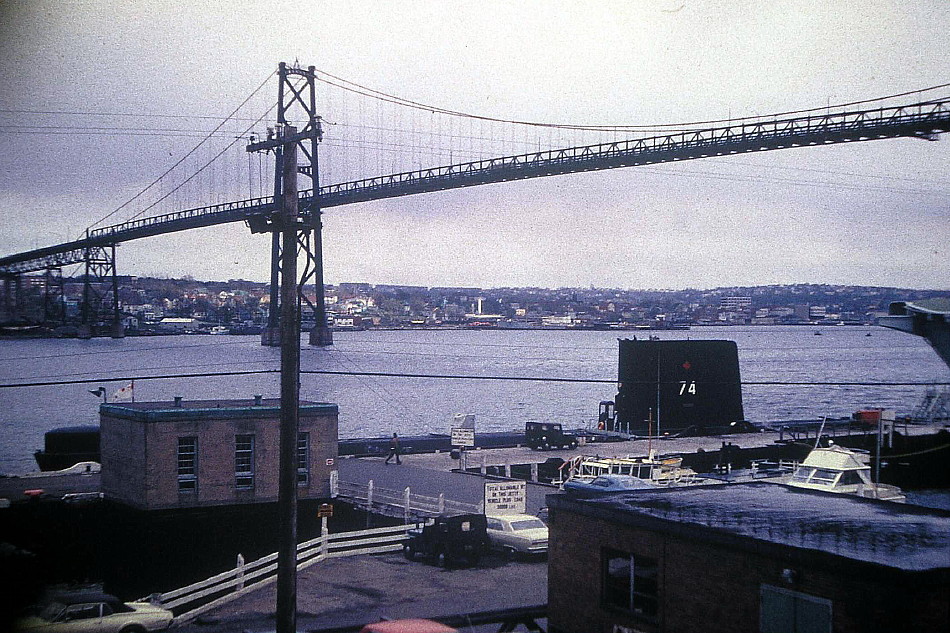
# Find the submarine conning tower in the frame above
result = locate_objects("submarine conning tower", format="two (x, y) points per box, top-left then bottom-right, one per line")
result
(609, 338), (746, 436)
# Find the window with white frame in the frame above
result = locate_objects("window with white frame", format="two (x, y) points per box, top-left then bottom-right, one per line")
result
(177, 436), (198, 493)
(602, 547), (659, 619)
(235, 434), (255, 489)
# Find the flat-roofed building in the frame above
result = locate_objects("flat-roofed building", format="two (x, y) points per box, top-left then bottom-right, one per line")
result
(547, 483), (949, 633)
(100, 398), (338, 511)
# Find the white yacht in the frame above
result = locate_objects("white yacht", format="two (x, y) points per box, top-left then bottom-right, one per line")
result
(786, 443), (905, 502)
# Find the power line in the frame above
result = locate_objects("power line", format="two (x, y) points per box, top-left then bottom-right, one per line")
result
(1, 368), (947, 389)
(0, 108), (265, 122)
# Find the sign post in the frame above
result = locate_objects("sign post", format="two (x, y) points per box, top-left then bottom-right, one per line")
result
(451, 426), (475, 472)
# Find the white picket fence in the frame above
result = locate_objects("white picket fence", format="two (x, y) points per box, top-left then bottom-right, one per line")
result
(333, 476), (483, 520)
(156, 523), (416, 623)
(154, 476), (483, 624)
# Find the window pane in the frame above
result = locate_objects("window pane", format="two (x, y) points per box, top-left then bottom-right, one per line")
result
(810, 469), (839, 484)
(177, 436), (198, 493)
(632, 554), (659, 616)
(796, 596), (832, 633)
(297, 432), (310, 485)
(761, 585), (831, 633)
(603, 549), (632, 610)
(761, 587), (795, 633)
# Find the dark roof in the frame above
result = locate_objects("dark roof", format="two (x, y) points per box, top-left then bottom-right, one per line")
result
(548, 482), (950, 572)
(101, 399), (338, 422)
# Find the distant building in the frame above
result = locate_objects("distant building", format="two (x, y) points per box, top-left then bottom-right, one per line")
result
(547, 483), (949, 633)
(719, 296), (752, 311)
(100, 398), (338, 511)
(157, 317), (202, 332)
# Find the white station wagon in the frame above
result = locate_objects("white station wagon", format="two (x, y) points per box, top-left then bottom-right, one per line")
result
(485, 514), (549, 558)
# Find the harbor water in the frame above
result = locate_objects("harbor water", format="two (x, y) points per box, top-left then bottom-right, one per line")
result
(1, 325), (948, 474)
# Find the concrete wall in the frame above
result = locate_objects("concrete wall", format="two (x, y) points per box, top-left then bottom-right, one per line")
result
(547, 504), (949, 633)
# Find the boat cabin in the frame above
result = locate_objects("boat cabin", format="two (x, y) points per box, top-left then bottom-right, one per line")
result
(786, 444), (905, 502)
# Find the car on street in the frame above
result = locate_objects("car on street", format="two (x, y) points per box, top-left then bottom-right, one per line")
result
(360, 619), (457, 633)
(485, 514), (548, 558)
(561, 474), (657, 498)
(13, 590), (174, 633)
(403, 513), (490, 567)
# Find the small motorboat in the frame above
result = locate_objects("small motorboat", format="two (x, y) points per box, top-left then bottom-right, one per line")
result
(786, 443), (905, 502)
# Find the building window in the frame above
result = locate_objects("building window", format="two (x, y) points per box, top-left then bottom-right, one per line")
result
(177, 436), (198, 493)
(602, 548), (659, 619)
(235, 434), (255, 489)
(760, 585), (832, 633)
(297, 432), (310, 486)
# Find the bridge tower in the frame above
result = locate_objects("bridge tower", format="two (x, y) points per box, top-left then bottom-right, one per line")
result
(77, 243), (124, 339)
(42, 266), (65, 325)
(1, 273), (20, 324)
(251, 63), (332, 347)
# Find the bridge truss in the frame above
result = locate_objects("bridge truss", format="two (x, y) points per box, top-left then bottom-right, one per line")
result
(1, 85), (948, 338)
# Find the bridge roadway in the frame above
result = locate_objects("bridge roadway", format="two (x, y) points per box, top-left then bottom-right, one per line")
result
(2, 98), (948, 274)
(879, 298), (950, 370)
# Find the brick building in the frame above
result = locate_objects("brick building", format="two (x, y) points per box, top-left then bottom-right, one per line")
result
(100, 397), (338, 510)
(547, 483), (949, 633)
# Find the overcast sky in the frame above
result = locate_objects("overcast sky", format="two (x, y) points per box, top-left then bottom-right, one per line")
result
(1, 1), (948, 290)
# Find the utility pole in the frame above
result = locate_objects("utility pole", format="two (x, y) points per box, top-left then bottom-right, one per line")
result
(276, 128), (300, 633)
(248, 122), (312, 633)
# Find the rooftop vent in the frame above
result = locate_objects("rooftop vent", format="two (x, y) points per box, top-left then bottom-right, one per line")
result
(173, 396), (183, 408)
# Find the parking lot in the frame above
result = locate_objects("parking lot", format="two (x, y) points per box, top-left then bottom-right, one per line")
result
(175, 550), (548, 633)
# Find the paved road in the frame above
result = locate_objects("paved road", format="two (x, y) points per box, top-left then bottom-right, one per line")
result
(175, 551), (548, 633)
(337, 456), (556, 515)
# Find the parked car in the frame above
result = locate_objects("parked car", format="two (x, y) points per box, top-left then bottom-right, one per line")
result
(403, 513), (490, 567)
(562, 474), (657, 498)
(525, 422), (578, 450)
(360, 619), (457, 633)
(13, 590), (174, 633)
(485, 514), (549, 558)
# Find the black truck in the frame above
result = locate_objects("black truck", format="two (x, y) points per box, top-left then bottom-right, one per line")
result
(403, 513), (490, 567)
(525, 422), (578, 450)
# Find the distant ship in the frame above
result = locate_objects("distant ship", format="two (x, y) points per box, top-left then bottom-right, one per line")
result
(34, 425), (100, 471)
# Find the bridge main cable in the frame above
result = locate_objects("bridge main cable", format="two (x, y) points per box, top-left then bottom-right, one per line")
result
(2, 97), (948, 274)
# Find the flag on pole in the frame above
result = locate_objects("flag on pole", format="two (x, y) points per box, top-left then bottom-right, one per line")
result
(112, 382), (134, 403)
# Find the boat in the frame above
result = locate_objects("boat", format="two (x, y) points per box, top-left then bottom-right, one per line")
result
(785, 443), (905, 502)
(555, 451), (700, 487)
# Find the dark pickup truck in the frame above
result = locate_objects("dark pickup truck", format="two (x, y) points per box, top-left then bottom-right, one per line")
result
(403, 513), (490, 567)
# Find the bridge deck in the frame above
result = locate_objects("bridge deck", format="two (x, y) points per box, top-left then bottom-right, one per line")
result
(2, 98), (948, 274)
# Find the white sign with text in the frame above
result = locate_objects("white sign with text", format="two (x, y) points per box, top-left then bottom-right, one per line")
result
(484, 480), (527, 515)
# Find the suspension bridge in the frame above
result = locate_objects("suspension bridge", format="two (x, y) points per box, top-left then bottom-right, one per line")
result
(2, 62), (948, 344)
